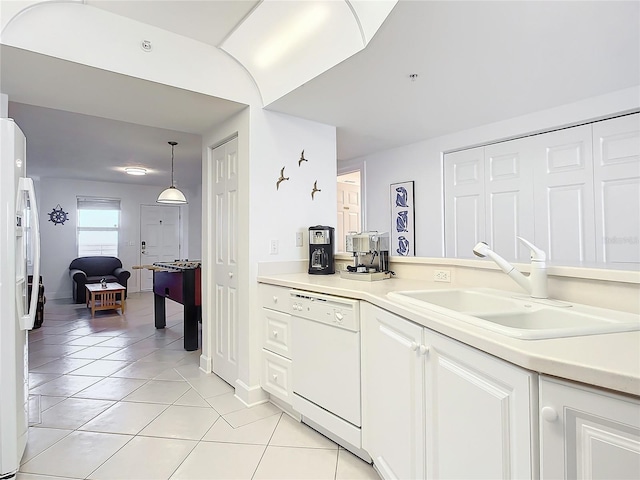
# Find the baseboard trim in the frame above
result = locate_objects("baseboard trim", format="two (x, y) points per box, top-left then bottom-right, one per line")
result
(234, 379), (269, 407)
(199, 355), (212, 373)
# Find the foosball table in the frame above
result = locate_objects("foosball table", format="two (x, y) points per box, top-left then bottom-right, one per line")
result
(139, 261), (201, 351)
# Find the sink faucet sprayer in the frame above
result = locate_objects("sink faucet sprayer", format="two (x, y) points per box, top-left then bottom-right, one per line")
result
(473, 237), (548, 299)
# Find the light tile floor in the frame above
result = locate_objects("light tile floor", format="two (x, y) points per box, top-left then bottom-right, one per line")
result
(19, 293), (379, 480)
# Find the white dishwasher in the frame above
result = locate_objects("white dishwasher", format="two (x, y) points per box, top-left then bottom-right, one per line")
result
(290, 290), (368, 460)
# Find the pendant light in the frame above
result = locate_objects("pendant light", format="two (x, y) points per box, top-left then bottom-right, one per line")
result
(157, 141), (187, 204)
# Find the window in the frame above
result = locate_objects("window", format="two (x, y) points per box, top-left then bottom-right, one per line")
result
(77, 197), (121, 257)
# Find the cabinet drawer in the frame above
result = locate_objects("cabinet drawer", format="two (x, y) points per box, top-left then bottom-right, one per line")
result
(263, 308), (292, 359)
(260, 284), (290, 314)
(261, 349), (293, 404)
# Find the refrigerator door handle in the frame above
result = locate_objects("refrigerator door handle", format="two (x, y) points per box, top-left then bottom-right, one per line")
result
(16, 176), (40, 330)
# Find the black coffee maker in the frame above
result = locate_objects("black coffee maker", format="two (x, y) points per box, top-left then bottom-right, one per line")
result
(308, 225), (335, 275)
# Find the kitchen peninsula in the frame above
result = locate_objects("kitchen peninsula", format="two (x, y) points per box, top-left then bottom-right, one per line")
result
(258, 258), (640, 479)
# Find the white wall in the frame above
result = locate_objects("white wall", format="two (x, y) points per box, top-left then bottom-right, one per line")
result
(185, 183), (202, 260)
(245, 109), (336, 397)
(36, 177), (190, 300)
(358, 87), (640, 257)
(3, 2), (337, 405)
(201, 106), (337, 402)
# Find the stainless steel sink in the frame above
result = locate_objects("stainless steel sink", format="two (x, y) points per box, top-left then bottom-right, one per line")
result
(387, 288), (640, 340)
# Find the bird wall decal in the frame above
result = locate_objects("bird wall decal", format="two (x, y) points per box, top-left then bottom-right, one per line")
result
(276, 166), (289, 190)
(298, 150), (308, 167)
(311, 180), (321, 199)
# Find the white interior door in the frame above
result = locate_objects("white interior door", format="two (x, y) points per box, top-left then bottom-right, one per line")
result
(592, 114), (640, 265)
(531, 124), (595, 264)
(484, 138), (535, 262)
(213, 137), (239, 385)
(337, 179), (361, 252)
(140, 205), (180, 291)
(444, 146), (486, 258)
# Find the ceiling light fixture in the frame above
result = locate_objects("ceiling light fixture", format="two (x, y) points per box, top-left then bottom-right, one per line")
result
(157, 141), (187, 204)
(124, 167), (147, 176)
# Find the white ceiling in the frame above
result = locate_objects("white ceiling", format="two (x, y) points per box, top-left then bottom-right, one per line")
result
(268, 0), (640, 159)
(2, 0), (639, 187)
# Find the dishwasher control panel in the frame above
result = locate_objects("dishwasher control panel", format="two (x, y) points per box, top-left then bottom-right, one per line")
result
(290, 290), (360, 331)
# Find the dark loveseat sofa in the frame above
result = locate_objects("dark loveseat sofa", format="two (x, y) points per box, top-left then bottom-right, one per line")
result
(69, 256), (131, 304)
(28, 275), (45, 329)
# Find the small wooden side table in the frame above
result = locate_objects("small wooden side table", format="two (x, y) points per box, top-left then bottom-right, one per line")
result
(86, 283), (126, 318)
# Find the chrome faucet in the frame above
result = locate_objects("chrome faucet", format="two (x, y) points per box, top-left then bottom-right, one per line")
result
(473, 237), (548, 299)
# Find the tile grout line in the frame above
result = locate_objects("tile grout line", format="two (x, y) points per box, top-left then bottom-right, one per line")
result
(250, 411), (284, 480)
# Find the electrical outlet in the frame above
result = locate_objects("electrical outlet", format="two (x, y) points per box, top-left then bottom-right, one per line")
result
(295, 232), (303, 247)
(434, 269), (451, 282)
(335, 262), (348, 272)
(269, 239), (278, 255)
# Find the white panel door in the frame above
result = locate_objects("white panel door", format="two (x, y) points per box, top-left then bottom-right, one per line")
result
(531, 124), (595, 264)
(425, 331), (535, 480)
(213, 137), (239, 385)
(540, 376), (640, 480)
(592, 114), (640, 265)
(361, 303), (425, 480)
(336, 181), (361, 252)
(484, 138), (535, 262)
(444, 147), (486, 258)
(140, 205), (180, 291)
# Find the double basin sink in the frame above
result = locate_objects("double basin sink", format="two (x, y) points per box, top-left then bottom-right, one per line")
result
(387, 288), (640, 340)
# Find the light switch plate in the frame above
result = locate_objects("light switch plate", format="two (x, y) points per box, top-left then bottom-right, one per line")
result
(295, 232), (303, 247)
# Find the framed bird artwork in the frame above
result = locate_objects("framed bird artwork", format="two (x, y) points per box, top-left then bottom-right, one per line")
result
(390, 181), (415, 256)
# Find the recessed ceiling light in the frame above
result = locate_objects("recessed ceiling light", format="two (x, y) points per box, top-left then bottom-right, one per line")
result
(125, 167), (147, 176)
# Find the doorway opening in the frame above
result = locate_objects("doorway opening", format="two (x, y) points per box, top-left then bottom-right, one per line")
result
(337, 171), (362, 253)
(139, 205), (181, 291)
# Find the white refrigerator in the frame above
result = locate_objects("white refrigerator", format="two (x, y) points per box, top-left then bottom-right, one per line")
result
(0, 118), (41, 478)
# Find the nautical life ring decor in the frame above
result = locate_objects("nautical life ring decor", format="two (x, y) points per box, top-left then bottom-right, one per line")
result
(48, 204), (69, 226)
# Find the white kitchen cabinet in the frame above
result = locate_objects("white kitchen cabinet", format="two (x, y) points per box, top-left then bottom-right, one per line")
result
(259, 284), (293, 405)
(539, 375), (640, 480)
(425, 330), (536, 479)
(361, 302), (425, 480)
(362, 304), (536, 480)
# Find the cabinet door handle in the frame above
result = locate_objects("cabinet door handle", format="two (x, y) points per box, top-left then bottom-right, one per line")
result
(411, 342), (429, 355)
(272, 374), (278, 381)
(273, 296), (278, 303)
(541, 406), (558, 422)
(273, 330), (278, 337)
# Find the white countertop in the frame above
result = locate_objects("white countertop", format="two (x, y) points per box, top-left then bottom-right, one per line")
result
(257, 273), (640, 397)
